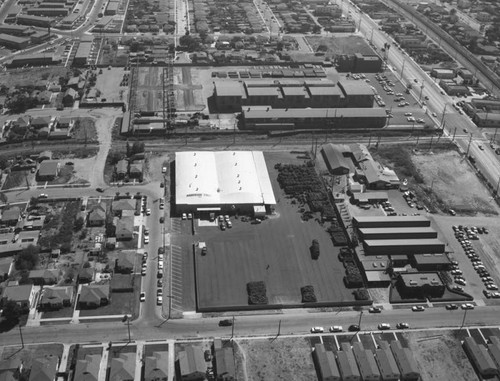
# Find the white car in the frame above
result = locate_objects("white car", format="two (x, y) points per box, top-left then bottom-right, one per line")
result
(461, 303), (474, 310)
(144, 236), (149, 244)
(404, 112), (413, 116)
(188, 213), (193, 219)
(329, 326), (343, 332)
(157, 296), (163, 305)
(311, 327), (324, 333)
(146, 208), (151, 216)
(182, 213), (187, 220)
(140, 292), (145, 302)
(378, 323), (391, 330)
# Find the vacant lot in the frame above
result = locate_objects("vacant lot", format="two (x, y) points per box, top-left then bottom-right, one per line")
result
(406, 330), (479, 381)
(194, 151), (355, 311)
(234, 338), (316, 381)
(135, 66), (163, 112)
(2, 170), (31, 190)
(412, 149), (498, 215)
(95, 67), (128, 103)
(306, 35), (375, 56)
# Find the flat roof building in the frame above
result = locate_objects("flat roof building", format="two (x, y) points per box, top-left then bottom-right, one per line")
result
(390, 341), (420, 381)
(0, 33), (30, 50)
(363, 239), (445, 255)
(358, 227), (438, 240)
(463, 337), (497, 378)
(337, 343), (360, 381)
(353, 216), (431, 229)
(375, 341), (400, 381)
(73, 42), (92, 66)
(16, 14), (52, 27)
(175, 151), (276, 214)
(352, 342), (380, 381)
(313, 344), (340, 381)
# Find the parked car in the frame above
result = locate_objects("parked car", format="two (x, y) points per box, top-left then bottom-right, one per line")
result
(412, 306), (425, 312)
(156, 296), (163, 305)
(445, 304), (458, 310)
(182, 213), (187, 220)
(461, 303), (474, 310)
(329, 326), (343, 332)
(219, 319), (233, 327)
(396, 323), (409, 329)
(369, 307), (382, 313)
(348, 325), (360, 332)
(140, 292), (145, 302)
(378, 323), (391, 330)
(311, 327), (324, 333)
(96, 188), (104, 193)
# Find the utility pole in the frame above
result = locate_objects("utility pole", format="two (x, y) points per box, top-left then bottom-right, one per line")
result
(496, 176), (500, 196)
(277, 320), (282, 338)
(19, 325), (24, 349)
(465, 134), (473, 157)
(452, 127), (457, 142)
(492, 127), (498, 144)
(230, 316), (235, 340)
(418, 81), (425, 103)
(440, 104), (447, 127)
(122, 315), (131, 343)
(429, 135), (434, 150)
(400, 58), (406, 79)
(459, 309), (468, 332)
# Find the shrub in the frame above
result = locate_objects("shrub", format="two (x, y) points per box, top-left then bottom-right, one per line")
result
(353, 288), (370, 300)
(247, 281), (268, 305)
(310, 239), (320, 260)
(301, 285), (317, 303)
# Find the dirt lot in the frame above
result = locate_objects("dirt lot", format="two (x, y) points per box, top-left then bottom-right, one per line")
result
(233, 337), (316, 381)
(193, 151), (356, 311)
(95, 67), (129, 103)
(0, 67), (68, 89)
(412, 149), (499, 215)
(406, 330), (479, 381)
(135, 66), (163, 112)
(306, 35), (375, 56)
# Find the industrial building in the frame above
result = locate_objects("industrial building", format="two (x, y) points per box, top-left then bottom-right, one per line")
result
(463, 337), (497, 378)
(351, 192), (389, 204)
(73, 41), (92, 66)
(7, 54), (60, 68)
(241, 107), (387, 130)
(353, 216), (431, 229)
(375, 341), (400, 381)
(395, 272), (445, 298)
(352, 343), (380, 381)
(356, 160), (400, 189)
(16, 15), (53, 27)
(390, 341), (420, 381)
(363, 239), (445, 255)
(175, 151), (276, 215)
(213, 79), (374, 112)
(0, 33), (30, 49)
(358, 227), (438, 240)
(313, 344), (341, 381)
(0, 24), (33, 36)
(337, 53), (383, 73)
(337, 344), (361, 381)
(105, 1), (119, 15)
(213, 340), (235, 381)
(411, 254), (451, 271)
(26, 7), (69, 16)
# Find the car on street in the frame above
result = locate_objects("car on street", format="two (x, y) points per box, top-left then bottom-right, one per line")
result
(219, 319), (233, 327)
(182, 213), (187, 220)
(201, 247), (207, 256)
(412, 305), (425, 312)
(404, 112), (413, 116)
(160, 217), (164, 223)
(445, 304), (458, 310)
(396, 323), (409, 329)
(39, 193), (48, 198)
(311, 327), (324, 333)
(157, 288), (163, 296)
(140, 292), (145, 302)
(96, 188), (104, 193)
(204, 350), (212, 362)
(144, 236), (149, 244)
(188, 213), (193, 219)
(146, 208), (151, 216)
(378, 323), (391, 330)
(157, 279), (162, 287)
(448, 209), (456, 216)
(329, 326), (343, 332)
(461, 303), (474, 310)
(452, 286), (464, 292)
(369, 307), (382, 313)
(348, 324), (360, 332)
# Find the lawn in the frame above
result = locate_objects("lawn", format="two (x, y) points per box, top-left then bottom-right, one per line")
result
(193, 152), (357, 311)
(41, 306), (74, 319)
(72, 118), (98, 143)
(0, 343), (63, 370)
(306, 35), (375, 56)
(406, 330), (479, 381)
(234, 337), (316, 381)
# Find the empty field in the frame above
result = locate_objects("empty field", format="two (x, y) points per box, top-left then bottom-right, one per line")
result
(193, 152), (357, 311)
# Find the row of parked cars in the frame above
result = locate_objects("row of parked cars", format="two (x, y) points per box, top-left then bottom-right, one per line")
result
(452, 225), (499, 298)
(310, 322), (410, 333)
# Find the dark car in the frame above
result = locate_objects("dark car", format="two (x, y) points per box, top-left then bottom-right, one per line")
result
(369, 307), (382, 313)
(159, 217), (165, 223)
(66, 161), (74, 166)
(445, 304), (458, 310)
(348, 324), (360, 332)
(96, 187), (104, 193)
(219, 319), (233, 327)
(204, 350), (212, 362)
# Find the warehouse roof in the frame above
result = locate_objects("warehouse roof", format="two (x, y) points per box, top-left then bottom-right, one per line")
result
(390, 341), (420, 378)
(321, 143), (353, 173)
(353, 215), (431, 226)
(358, 160), (400, 185)
(308, 86), (342, 96)
(0, 33), (30, 44)
(376, 342), (401, 380)
(242, 107), (387, 119)
(463, 338), (496, 375)
(246, 86), (283, 98)
(364, 239), (445, 248)
(175, 151), (276, 206)
(352, 191), (389, 202)
(413, 254), (450, 265)
(359, 227), (436, 235)
(338, 81), (373, 96)
(282, 86), (309, 96)
(352, 343), (380, 380)
(398, 272), (443, 287)
(214, 81), (244, 97)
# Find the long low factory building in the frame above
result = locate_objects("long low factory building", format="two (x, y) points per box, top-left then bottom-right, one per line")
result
(240, 107), (387, 130)
(358, 227), (438, 240)
(363, 239), (446, 255)
(353, 215), (431, 228)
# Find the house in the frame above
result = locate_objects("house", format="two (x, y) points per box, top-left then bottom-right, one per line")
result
(109, 353), (135, 381)
(63, 88), (78, 106)
(39, 286), (73, 310)
(116, 159), (128, 179)
(77, 284), (110, 309)
(0, 358), (22, 381)
(11, 115), (30, 134)
(28, 269), (59, 285)
(1, 284), (35, 309)
(30, 116), (52, 129)
(1, 207), (21, 226)
(77, 267), (94, 284)
(55, 117), (75, 129)
(74, 354), (101, 381)
(115, 217), (134, 240)
(37, 161), (60, 181)
(214, 343), (235, 381)
(29, 356), (58, 381)
(87, 204), (106, 226)
(176, 345), (207, 381)
(129, 162), (143, 178)
(115, 252), (135, 274)
(144, 352), (169, 381)
(111, 199), (136, 215)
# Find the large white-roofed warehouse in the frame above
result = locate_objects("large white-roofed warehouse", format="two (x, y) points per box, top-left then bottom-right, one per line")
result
(175, 151), (276, 215)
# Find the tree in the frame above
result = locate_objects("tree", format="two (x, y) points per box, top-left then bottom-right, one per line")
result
(15, 245), (39, 271)
(5, 95), (37, 114)
(2, 300), (23, 323)
(107, 151), (123, 165)
(130, 141), (145, 155)
(74, 216), (84, 232)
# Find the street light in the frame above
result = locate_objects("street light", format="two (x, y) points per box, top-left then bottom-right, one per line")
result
(122, 315), (131, 343)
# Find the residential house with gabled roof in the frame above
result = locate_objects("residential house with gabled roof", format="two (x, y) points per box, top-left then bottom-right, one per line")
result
(30, 116), (52, 129)
(28, 269), (59, 285)
(116, 159), (128, 179)
(112, 199), (136, 215)
(28, 355), (58, 381)
(77, 267), (94, 284)
(115, 252), (135, 274)
(55, 117), (75, 130)
(11, 115), (31, 135)
(39, 286), (73, 310)
(74, 354), (101, 381)
(129, 161), (143, 178)
(63, 88), (78, 106)
(109, 353), (135, 381)
(87, 204), (106, 226)
(1, 207), (21, 226)
(176, 345), (206, 381)
(1, 284), (36, 309)
(77, 284), (110, 309)
(37, 160), (60, 181)
(144, 351), (168, 381)
(116, 217), (134, 240)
